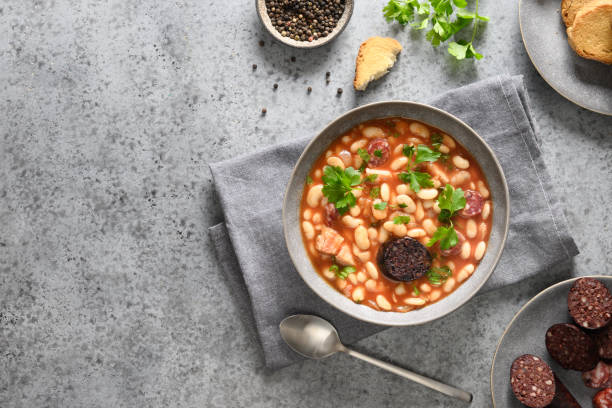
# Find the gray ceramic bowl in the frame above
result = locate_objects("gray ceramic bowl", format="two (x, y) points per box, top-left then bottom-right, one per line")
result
(282, 101), (510, 326)
(255, 0), (354, 49)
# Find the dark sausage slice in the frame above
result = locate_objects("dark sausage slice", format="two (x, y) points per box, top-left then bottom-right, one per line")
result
(550, 375), (581, 408)
(545, 323), (598, 371)
(583, 361), (611, 389)
(366, 138), (390, 168)
(378, 237), (432, 282)
(324, 203), (339, 227)
(439, 230), (465, 257)
(568, 277), (612, 330)
(594, 325), (612, 359)
(459, 189), (484, 218)
(594, 388), (612, 408)
(510, 354), (556, 408)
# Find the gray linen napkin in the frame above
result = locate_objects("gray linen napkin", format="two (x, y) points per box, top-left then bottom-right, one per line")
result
(208, 75), (579, 370)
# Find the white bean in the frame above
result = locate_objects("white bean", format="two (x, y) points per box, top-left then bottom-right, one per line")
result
(438, 144), (450, 154)
(393, 224), (407, 237)
(420, 283), (432, 293)
(479, 222), (488, 240)
(356, 271), (367, 283)
(396, 194), (416, 213)
(423, 219), (437, 235)
(478, 180), (490, 199)
(352, 245), (371, 262)
(482, 202), (491, 220)
(365, 262), (379, 279)
(351, 189), (362, 198)
(349, 205), (361, 217)
(395, 283), (406, 295)
(414, 200), (424, 221)
(302, 221), (315, 239)
(376, 295), (392, 310)
(341, 135), (352, 144)
(377, 226), (389, 243)
(350, 139), (367, 153)
(460, 242), (471, 259)
(466, 219), (477, 238)
(443, 277), (456, 293)
(348, 273), (358, 285)
(393, 144), (404, 155)
(380, 183), (390, 201)
(353, 156), (363, 170)
(365, 279), (377, 292)
(354, 226), (370, 250)
(372, 199), (388, 220)
(363, 126), (384, 138)
(367, 227), (377, 240)
(396, 184), (408, 195)
(409, 122), (430, 138)
(429, 290), (441, 301)
(303, 209), (312, 220)
(474, 241), (486, 260)
(457, 264), (475, 282)
(323, 270), (335, 280)
(306, 184), (324, 207)
(325, 150), (332, 158)
(390, 156), (409, 170)
(446, 261), (455, 271)
(352, 287), (365, 302)
(451, 170), (470, 185)
(342, 215), (363, 228)
(433, 201), (441, 214)
(407, 228), (426, 238)
(337, 279), (347, 290)
(422, 199), (434, 209)
(417, 188), (438, 200)
(312, 213), (322, 224)
(314, 169), (322, 179)
(452, 155), (470, 169)
(327, 156), (344, 169)
(442, 134), (456, 148)
(365, 168), (391, 178)
(405, 297), (426, 306)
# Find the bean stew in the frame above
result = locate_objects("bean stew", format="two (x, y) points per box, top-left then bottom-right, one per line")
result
(300, 117), (493, 312)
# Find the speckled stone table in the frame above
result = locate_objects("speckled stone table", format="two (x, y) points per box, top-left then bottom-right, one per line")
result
(1, 1), (611, 407)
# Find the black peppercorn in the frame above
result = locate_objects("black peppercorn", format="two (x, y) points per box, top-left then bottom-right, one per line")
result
(307, 86), (312, 93)
(273, 83), (278, 90)
(337, 88), (343, 95)
(252, 64), (257, 70)
(261, 108), (267, 115)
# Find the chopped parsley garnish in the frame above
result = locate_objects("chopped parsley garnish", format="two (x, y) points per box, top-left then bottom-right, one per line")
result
(357, 148), (370, 171)
(398, 203), (408, 208)
(398, 144), (440, 192)
(426, 266), (452, 286)
(306, 175), (313, 184)
(393, 215), (411, 224)
(426, 185), (466, 250)
(374, 149), (383, 157)
(430, 132), (443, 148)
(412, 285), (420, 296)
(332, 264), (356, 279)
(363, 174), (378, 183)
(321, 166), (362, 215)
(370, 186), (381, 198)
(374, 201), (388, 210)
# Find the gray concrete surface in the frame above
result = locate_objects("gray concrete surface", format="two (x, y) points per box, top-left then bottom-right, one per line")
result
(1, 0), (611, 407)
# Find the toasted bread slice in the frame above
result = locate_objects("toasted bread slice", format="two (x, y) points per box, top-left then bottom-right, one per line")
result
(561, 0), (596, 27)
(567, 0), (612, 65)
(353, 37), (402, 91)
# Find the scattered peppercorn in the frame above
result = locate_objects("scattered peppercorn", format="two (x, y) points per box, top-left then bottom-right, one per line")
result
(259, 40), (265, 47)
(262, 108), (267, 115)
(264, 0), (346, 42)
(326, 79), (330, 85)
(290, 56), (296, 62)
(252, 64), (257, 70)
(273, 83), (278, 90)
(337, 88), (343, 95)
(307, 86), (312, 93)
(326, 71), (331, 77)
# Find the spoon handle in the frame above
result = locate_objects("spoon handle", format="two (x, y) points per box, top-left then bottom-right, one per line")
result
(343, 347), (472, 403)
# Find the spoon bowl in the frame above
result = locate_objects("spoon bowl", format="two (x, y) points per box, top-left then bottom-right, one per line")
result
(279, 314), (473, 403)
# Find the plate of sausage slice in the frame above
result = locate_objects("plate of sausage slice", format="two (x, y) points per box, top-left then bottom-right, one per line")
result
(491, 276), (612, 407)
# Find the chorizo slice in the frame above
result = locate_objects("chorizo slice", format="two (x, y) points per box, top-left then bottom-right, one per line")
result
(459, 189), (484, 218)
(366, 138), (390, 168)
(378, 237), (432, 282)
(510, 354), (556, 408)
(545, 323), (598, 371)
(568, 277), (612, 330)
(583, 361), (611, 389)
(594, 388), (612, 408)
(324, 203), (339, 227)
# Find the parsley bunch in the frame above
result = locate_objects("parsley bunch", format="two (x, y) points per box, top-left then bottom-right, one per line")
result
(398, 144), (440, 192)
(383, 0), (489, 60)
(321, 166), (362, 215)
(427, 184), (466, 250)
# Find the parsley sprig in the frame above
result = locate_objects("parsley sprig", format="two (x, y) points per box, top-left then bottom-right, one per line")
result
(398, 144), (440, 192)
(321, 166), (362, 215)
(383, 0), (489, 60)
(426, 266), (452, 285)
(426, 184), (466, 250)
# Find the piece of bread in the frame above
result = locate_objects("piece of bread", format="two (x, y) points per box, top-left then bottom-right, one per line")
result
(567, 0), (612, 65)
(561, 0), (596, 27)
(353, 37), (402, 91)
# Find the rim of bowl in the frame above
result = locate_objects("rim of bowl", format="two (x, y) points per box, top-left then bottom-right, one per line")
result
(282, 101), (510, 326)
(255, 0), (354, 49)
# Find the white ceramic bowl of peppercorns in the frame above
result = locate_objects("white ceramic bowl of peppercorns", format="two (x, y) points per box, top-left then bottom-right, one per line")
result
(257, 0), (354, 48)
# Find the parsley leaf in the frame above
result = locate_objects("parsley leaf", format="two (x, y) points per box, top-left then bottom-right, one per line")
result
(430, 132), (443, 148)
(398, 171), (434, 192)
(398, 203), (408, 208)
(412, 285), (420, 296)
(437, 184), (466, 223)
(321, 166), (362, 215)
(426, 266), (453, 285)
(383, 0), (488, 60)
(374, 149), (383, 157)
(426, 225), (458, 250)
(415, 144), (441, 163)
(399, 144), (438, 192)
(370, 186), (381, 198)
(357, 148), (370, 164)
(393, 215), (411, 224)
(374, 201), (388, 210)
(402, 144), (415, 159)
(306, 175), (313, 184)
(362, 174), (378, 183)
(334, 265), (356, 279)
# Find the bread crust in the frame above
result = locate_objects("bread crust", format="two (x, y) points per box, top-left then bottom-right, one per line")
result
(353, 37), (402, 91)
(561, 0), (596, 27)
(567, 0), (612, 65)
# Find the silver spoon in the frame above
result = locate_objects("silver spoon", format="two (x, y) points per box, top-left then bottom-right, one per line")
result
(279, 314), (472, 403)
